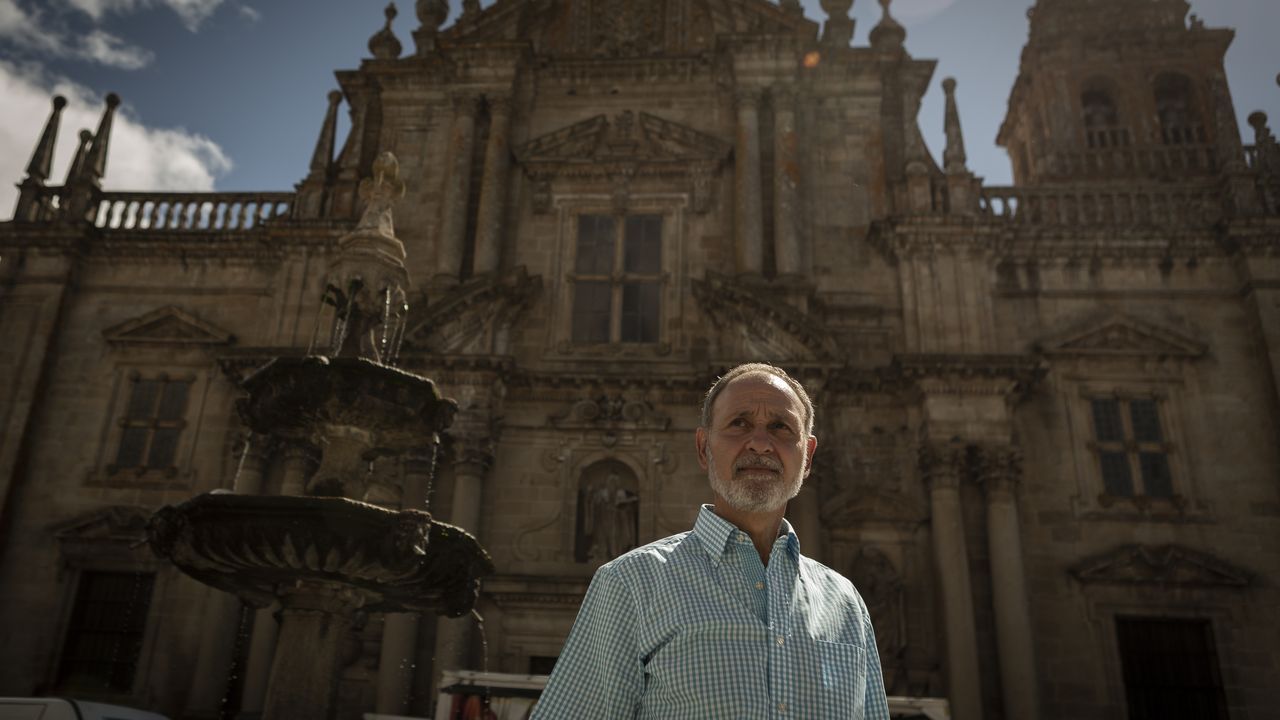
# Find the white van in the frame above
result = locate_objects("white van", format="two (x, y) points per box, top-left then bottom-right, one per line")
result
(0, 698), (170, 720)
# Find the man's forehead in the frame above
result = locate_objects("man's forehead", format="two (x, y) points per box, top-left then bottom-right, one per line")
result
(717, 373), (802, 413)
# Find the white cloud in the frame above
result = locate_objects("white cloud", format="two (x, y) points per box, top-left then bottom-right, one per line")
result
(0, 59), (232, 220)
(1, 0), (156, 68)
(237, 3), (259, 23)
(63, 0), (226, 31)
(82, 28), (154, 68)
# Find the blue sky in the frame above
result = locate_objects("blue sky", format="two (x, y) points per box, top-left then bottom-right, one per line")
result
(2, 0), (1278, 217)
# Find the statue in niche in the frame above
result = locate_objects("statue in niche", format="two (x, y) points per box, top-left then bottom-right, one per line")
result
(849, 546), (908, 694)
(575, 465), (639, 562)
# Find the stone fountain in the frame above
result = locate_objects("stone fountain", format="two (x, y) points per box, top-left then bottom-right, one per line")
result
(147, 152), (493, 720)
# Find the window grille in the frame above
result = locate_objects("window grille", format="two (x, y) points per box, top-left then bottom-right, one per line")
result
(570, 214), (663, 344)
(57, 571), (155, 692)
(1116, 617), (1229, 720)
(113, 375), (191, 473)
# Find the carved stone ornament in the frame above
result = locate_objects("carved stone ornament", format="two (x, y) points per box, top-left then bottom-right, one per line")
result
(1071, 544), (1250, 588)
(515, 110), (731, 214)
(403, 267), (542, 354)
(690, 272), (838, 362)
(1036, 311), (1207, 360)
(547, 394), (671, 431)
(103, 306), (235, 347)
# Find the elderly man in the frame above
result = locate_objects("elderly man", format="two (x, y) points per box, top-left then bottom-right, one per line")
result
(533, 363), (890, 719)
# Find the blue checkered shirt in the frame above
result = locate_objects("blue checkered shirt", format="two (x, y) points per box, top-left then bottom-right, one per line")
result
(533, 505), (891, 719)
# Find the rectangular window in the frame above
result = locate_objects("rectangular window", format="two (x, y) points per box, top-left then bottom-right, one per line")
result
(57, 571), (155, 692)
(114, 375), (191, 472)
(570, 213), (663, 344)
(1089, 397), (1174, 499)
(1116, 617), (1229, 720)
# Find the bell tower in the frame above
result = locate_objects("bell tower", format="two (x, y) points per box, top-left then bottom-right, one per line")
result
(997, 0), (1245, 186)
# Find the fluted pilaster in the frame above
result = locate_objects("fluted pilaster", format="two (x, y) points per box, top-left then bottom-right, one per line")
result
(772, 86), (802, 277)
(474, 96), (513, 276)
(733, 88), (764, 275)
(436, 93), (481, 282)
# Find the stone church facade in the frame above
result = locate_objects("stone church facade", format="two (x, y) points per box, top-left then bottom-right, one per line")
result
(2, 0), (1278, 718)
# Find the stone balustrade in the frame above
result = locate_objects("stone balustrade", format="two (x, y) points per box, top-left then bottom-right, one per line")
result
(94, 192), (295, 231)
(1044, 144), (1220, 178)
(979, 184), (1223, 226)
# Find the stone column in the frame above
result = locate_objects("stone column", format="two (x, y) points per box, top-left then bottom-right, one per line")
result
(473, 95), (513, 276)
(436, 92), (481, 282)
(979, 446), (1041, 720)
(772, 86), (802, 277)
(185, 440), (265, 718)
(279, 444), (311, 496)
(733, 88), (764, 275)
(373, 449), (437, 713)
(261, 582), (364, 720)
(432, 446), (493, 676)
(237, 605), (279, 720)
(920, 442), (982, 720)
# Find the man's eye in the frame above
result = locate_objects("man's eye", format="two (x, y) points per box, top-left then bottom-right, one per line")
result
(770, 422), (793, 432)
(728, 418), (748, 428)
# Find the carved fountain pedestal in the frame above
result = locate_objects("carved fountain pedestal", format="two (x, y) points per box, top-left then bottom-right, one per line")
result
(147, 153), (492, 720)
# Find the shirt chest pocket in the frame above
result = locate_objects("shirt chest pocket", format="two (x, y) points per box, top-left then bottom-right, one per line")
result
(812, 639), (867, 718)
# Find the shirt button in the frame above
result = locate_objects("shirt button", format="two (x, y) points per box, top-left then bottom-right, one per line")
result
(775, 635), (785, 646)
(737, 532), (748, 542)
(755, 581), (765, 590)
(778, 702), (787, 713)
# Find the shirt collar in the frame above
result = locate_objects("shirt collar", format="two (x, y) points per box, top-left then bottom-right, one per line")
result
(692, 504), (801, 566)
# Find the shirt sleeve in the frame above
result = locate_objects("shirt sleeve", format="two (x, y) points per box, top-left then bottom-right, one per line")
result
(531, 563), (644, 719)
(861, 610), (892, 720)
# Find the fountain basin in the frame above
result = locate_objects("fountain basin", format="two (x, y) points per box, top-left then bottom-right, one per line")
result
(147, 492), (493, 617)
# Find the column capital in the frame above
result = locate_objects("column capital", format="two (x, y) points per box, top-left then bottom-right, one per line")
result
(733, 87), (763, 112)
(975, 444), (1022, 497)
(919, 441), (968, 492)
(485, 94), (513, 117)
(450, 91), (483, 117)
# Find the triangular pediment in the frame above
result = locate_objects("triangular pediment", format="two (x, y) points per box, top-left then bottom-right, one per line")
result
(1037, 312), (1205, 359)
(821, 488), (923, 526)
(103, 306), (235, 347)
(691, 272), (838, 363)
(404, 267), (542, 354)
(445, 0), (817, 55)
(1071, 544), (1250, 587)
(51, 505), (151, 544)
(516, 111), (731, 169)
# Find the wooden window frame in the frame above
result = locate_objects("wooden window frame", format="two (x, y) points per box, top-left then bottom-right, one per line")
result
(1086, 393), (1177, 503)
(567, 212), (667, 346)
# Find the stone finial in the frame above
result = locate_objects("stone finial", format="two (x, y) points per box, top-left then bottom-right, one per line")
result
(869, 0), (906, 50)
(309, 91), (344, 177)
(413, 0), (448, 55)
(24, 95), (66, 184)
(83, 93), (121, 185)
(1249, 112), (1273, 145)
(64, 129), (93, 185)
(368, 3), (403, 59)
(942, 77), (969, 174)
(819, 0), (855, 47)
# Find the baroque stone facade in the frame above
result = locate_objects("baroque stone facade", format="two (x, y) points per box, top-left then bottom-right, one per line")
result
(2, 0), (1279, 718)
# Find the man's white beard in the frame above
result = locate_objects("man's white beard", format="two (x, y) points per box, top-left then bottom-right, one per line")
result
(707, 446), (805, 513)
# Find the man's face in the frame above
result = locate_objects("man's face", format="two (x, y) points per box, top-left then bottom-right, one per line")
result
(696, 373), (817, 514)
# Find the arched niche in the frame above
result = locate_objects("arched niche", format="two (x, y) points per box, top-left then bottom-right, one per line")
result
(573, 459), (640, 563)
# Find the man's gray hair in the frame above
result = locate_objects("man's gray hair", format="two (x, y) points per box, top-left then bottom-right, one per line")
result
(700, 363), (815, 437)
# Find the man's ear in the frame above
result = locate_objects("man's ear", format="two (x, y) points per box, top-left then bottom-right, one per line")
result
(695, 427), (709, 471)
(803, 435), (818, 477)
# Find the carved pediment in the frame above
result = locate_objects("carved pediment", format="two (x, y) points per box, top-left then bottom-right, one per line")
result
(517, 111), (730, 171)
(445, 0), (816, 56)
(1037, 312), (1206, 359)
(691, 272), (838, 363)
(1071, 544), (1250, 587)
(51, 505), (151, 544)
(547, 395), (671, 431)
(404, 267), (542, 354)
(103, 306), (234, 347)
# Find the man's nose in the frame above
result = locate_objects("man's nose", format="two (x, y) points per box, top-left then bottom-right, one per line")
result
(744, 427), (774, 453)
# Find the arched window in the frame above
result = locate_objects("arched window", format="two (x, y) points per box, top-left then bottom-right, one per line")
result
(1154, 73), (1204, 145)
(1081, 81), (1129, 149)
(573, 460), (640, 563)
